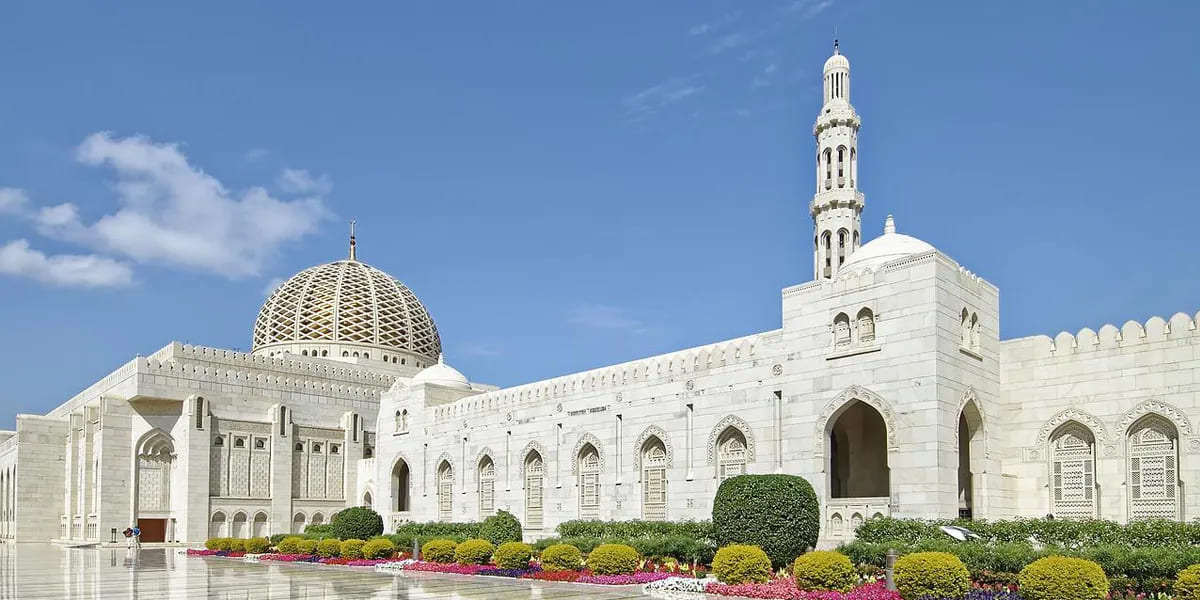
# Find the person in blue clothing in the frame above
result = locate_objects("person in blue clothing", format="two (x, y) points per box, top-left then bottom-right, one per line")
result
(130, 524), (141, 549)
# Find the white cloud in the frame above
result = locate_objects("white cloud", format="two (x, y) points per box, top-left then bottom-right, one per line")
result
(711, 32), (751, 54)
(623, 76), (704, 118)
(0, 188), (28, 214)
(0, 239), (133, 288)
(460, 341), (502, 358)
(277, 168), (333, 196)
(567, 304), (648, 334)
(29, 132), (329, 279)
(788, 0), (834, 19)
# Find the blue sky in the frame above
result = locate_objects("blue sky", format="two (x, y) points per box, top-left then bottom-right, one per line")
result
(1, 1), (1197, 426)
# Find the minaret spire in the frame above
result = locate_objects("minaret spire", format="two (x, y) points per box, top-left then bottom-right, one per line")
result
(811, 42), (863, 280)
(349, 220), (357, 261)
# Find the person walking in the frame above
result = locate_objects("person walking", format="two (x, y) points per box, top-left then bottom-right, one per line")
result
(123, 527), (134, 548)
(130, 524), (141, 550)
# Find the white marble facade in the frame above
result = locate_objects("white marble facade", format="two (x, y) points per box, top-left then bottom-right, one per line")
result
(2, 45), (1198, 546)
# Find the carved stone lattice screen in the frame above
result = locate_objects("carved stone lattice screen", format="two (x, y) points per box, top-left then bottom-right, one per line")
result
(1050, 424), (1096, 519)
(579, 451), (600, 519)
(437, 465), (453, 523)
(1128, 417), (1180, 521)
(478, 459), (495, 518)
(718, 434), (748, 481)
(642, 442), (668, 521)
(525, 456), (544, 530)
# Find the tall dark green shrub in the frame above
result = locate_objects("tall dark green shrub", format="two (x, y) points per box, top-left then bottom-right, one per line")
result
(712, 474), (819, 568)
(330, 506), (383, 541)
(479, 510), (523, 545)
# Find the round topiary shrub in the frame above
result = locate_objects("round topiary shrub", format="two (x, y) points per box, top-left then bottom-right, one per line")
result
(540, 543), (583, 572)
(362, 538), (396, 560)
(478, 510), (523, 546)
(712, 544), (772, 584)
(227, 538), (245, 553)
(1019, 556), (1108, 600)
(339, 538), (366, 559)
(712, 474), (819, 568)
(330, 506), (384, 541)
(317, 538), (341, 557)
(793, 550), (856, 592)
(894, 551), (970, 600)
(1176, 564), (1200, 600)
(421, 539), (459, 563)
(244, 537), (270, 554)
(204, 538), (222, 550)
(586, 543), (640, 576)
(454, 538), (495, 565)
(276, 536), (303, 554)
(296, 539), (318, 555)
(494, 541), (535, 569)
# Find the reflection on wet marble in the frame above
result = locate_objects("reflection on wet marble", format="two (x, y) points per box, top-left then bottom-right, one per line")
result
(0, 544), (651, 599)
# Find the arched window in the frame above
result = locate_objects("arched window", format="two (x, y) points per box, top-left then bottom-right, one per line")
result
(716, 428), (748, 481)
(294, 442), (303, 452)
(837, 229), (848, 267)
(856, 308), (875, 344)
(578, 445), (601, 519)
(970, 313), (980, 350)
(137, 431), (173, 513)
(342, 351), (349, 357)
(837, 146), (846, 187)
(363, 353), (369, 360)
(353, 352), (359, 358)
(252, 512), (268, 537)
(960, 308), (971, 347)
(330, 444), (339, 455)
(311, 513), (324, 526)
(478, 457), (496, 518)
(321, 350), (328, 357)
(312, 443), (322, 454)
(394, 410), (403, 432)
(302, 350), (308, 356)
(254, 439), (265, 450)
(234, 437), (245, 448)
(641, 437), (668, 521)
(214, 436), (224, 447)
(291, 512), (306, 534)
(437, 462), (454, 522)
(822, 231), (833, 278)
(833, 313), (851, 350)
(231, 512), (248, 537)
(525, 452), (545, 530)
(391, 459), (410, 512)
(209, 512), (226, 538)
(1049, 422), (1097, 519)
(828, 400), (890, 499)
(1127, 415), (1180, 521)
(850, 147), (857, 187)
(823, 148), (833, 189)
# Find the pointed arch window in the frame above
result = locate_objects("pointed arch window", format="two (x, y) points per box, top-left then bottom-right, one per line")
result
(641, 437), (668, 521)
(478, 457), (495, 518)
(856, 308), (875, 344)
(525, 452), (545, 530)
(1049, 422), (1097, 519)
(717, 428), (748, 482)
(437, 462), (454, 522)
(578, 445), (601, 519)
(833, 313), (852, 350)
(1128, 415), (1180, 521)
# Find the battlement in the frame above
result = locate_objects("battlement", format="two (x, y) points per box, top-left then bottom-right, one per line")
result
(1003, 311), (1200, 360)
(430, 330), (780, 422)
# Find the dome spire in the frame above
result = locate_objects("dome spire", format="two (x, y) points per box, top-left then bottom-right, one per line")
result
(348, 220), (358, 261)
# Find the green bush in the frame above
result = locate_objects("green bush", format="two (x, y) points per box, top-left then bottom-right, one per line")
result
(1019, 556), (1108, 600)
(338, 539), (366, 559)
(557, 519), (713, 540)
(421, 539), (458, 563)
(894, 551), (970, 600)
(362, 538), (396, 560)
(331, 506), (384, 541)
(228, 538), (246, 553)
(204, 538), (222, 550)
(712, 544), (772, 584)
(296, 539), (318, 555)
(793, 550), (856, 592)
(304, 524), (335, 538)
(316, 538), (341, 557)
(393, 521), (481, 539)
(586, 543), (640, 576)
(531, 535), (714, 564)
(479, 510), (523, 546)
(276, 536), (303, 554)
(712, 474), (819, 568)
(540, 543), (583, 572)
(494, 541), (535, 569)
(855, 516), (1200, 548)
(454, 539), (495, 565)
(244, 537), (270, 554)
(1177, 565), (1200, 600)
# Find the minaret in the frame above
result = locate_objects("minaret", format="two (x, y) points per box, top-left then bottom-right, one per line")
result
(811, 39), (864, 280)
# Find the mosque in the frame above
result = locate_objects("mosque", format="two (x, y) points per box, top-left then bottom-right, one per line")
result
(1, 45), (1197, 546)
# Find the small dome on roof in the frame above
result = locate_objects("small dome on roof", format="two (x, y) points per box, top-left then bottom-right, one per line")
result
(411, 355), (471, 390)
(839, 216), (936, 277)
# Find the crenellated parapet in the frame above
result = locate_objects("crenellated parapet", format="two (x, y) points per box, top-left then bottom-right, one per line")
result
(1003, 311), (1200, 360)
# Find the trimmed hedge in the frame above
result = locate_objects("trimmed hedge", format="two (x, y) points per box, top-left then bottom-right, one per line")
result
(793, 550), (856, 592)
(479, 510), (523, 546)
(532, 535), (714, 564)
(331, 507), (384, 541)
(317, 538), (342, 558)
(586, 543), (640, 576)
(1019, 556), (1108, 600)
(277, 536), (303, 554)
(227, 539), (245, 553)
(422, 539), (458, 563)
(244, 537), (270, 554)
(894, 551), (970, 600)
(495, 542), (535, 569)
(454, 539), (495, 565)
(712, 474), (820, 568)
(712, 544), (772, 584)
(540, 543), (583, 572)
(557, 519), (713, 540)
(856, 516), (1200, 548)
(363, 538), (396, 560)
(303, 524), (336, 539)
(339, 539), (366, 559)
(1176, 564), (1200, 600)
(296, 539), (318, 555)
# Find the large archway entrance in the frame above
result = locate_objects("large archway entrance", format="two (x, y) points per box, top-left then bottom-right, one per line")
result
(390, 459), (410, 513)
(135, 430), (175, 543)
(824, 399), (890, 541)
(958, 399), (985, 519)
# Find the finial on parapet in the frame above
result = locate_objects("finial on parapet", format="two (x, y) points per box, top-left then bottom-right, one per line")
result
(349, 220), (358, 261)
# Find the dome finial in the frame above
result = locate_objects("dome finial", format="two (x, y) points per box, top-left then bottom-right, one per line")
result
(884, 215), (896, 234)
(348, 220), (357, 261)
(438, 352), (445, 365)
(833, 36), (839, 55)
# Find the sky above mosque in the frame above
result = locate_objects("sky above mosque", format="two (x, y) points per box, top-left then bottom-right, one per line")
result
(0, 1), (1197, 424)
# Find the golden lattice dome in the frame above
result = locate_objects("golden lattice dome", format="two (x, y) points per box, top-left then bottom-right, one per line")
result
(251, 258), (441, 364)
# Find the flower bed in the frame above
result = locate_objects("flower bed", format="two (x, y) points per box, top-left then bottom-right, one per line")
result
(704, 579), (900, 600)
(186, 549), (244, 558)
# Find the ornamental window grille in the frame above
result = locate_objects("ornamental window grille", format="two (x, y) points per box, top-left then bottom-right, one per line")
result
(1128, 416), (1180, 521)
(579, 447), (601, 519)
(1049, 423), (1097, 519)
(717, 429), (748, 482)
(478, 458), (495, 518)
(833, 313), (851, 350)
(195, 397), (204, 430)
(137, 434), (173, 513)
(525, 453), (545, 530)
(642, 438), (668, 521)
(437, 463), (453, 522)
(857, 308), (875, 344)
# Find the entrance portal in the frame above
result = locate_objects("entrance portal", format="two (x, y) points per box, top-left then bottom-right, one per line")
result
(138, 518), (167, 543)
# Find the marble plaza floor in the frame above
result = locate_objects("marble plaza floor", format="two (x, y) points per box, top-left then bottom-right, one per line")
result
(0, 544), (662, 599)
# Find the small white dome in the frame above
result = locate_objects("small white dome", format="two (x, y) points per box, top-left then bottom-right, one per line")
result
(839, 216), (935, 277)
(411, 355), (471, 390)
(824, 52), (849, 72)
